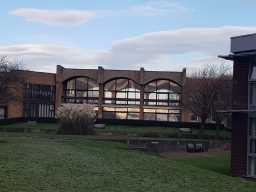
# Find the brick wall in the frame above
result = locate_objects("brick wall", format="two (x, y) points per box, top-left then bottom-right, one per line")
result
(6, 71), (56, 118)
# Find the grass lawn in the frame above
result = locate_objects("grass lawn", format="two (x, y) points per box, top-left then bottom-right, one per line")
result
(0, 133), (254, 192)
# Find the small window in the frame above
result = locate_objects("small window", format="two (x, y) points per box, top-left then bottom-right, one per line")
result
(0, 107), (6, 119)
(250, 83), (256, 106)
(251, 66), (256, 81)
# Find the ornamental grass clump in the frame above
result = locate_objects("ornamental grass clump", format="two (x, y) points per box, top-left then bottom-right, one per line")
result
(56, 104), (96, 135)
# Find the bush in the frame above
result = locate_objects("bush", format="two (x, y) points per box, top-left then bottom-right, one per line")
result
(56, 104), (96, 135)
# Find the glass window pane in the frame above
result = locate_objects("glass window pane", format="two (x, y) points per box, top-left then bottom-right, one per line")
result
(250, 83), (256, 106)
(144, 113), (156, 121)
(254, 158), (256, 176)
(156, 109), (168, 113)
(103, 112), (115, 119)
(169, 114), (180, 122)
(76, 78), (87, 90)
(145, 82), (156, 92)
(115, 108), (127, 112)
(157, 93), (168, 100)
(127, 113), (139, 120)
(116, 79), (128, 91)
(103, 107), (115, 112)
(0, 107), (5, 119)
(128, 108), (140, 112)
(157, 114), (168, 121)
(116, 92), (126, 98)
(104, 80), (116, 91)
(251, 66), (256, 80)
(88, 90), (98, 97)
(116, 112), (127, 119)
(157, 80), (169, 90)
(144, 108), (156, 113)
(248, 157), (253, 176)
(88, 81), (99, 90)
(170, 82), (181, 93)
(76, 91), (87, 97)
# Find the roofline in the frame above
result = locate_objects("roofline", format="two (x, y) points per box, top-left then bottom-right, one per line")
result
(62, 66), (185, 74)
(17, 70), (56, 75)
(231, 33), (256, 39)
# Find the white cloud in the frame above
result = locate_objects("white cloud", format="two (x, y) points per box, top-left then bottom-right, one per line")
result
(99, 0), (190, 17)
(1, 26), (256, 73)
(9, 8), (96, 26)
(9, 1), (189, 26)
(127, 0), (190, 16)
(89, 26), (256, 70)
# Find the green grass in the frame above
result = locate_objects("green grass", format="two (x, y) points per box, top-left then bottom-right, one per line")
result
(175, 152), (231, 176)
(0, 133), (254, 192)
(0, 122), (57, 130)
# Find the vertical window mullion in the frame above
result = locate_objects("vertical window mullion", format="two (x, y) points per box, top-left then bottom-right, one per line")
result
(115, 80), (117, 104)
(75, 79), (77, 103)
(156, 81), (158, 106)
(87, 78), (89, 104)
(127, 80), (129, 105)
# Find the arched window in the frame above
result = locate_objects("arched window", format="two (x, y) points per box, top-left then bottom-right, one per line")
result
(63, 77), (99, 104)
(103, 78), (140, 120)
(144, 79), (181, 106)
(143, 79), (181, 122)
(104, 78), (140, 105)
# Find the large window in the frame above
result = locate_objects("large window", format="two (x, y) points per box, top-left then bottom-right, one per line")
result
(25, 84), (55, 100)
(250, 83), (256, 107)
(103, 107), (140, 120)
(248, 117), (256, 177)
(144, 79), (181, 106)
(24, 103), (55, 118)
(61, 77), (182, 122)
(63, 77), (99, 104)
(144, 108), (180, 121)
(0, 107), (6, 119)
(24, 84), (55, 118)
(248, 64), (256, 177)
(104, 78), (140, 105)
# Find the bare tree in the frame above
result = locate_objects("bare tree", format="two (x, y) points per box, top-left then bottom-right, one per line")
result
(184, 64), (232, 138)
(0, 56), (24, 103)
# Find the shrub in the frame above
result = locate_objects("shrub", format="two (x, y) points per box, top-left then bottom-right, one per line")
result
(56, 104), (96, 135)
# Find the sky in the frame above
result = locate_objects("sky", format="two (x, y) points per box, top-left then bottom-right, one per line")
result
(1, 0), (256, 73)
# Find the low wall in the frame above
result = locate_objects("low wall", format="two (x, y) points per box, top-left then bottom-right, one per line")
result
(97, 119), (227, 130)
(0, 118), (228, 131)
(128, 138), (210, 153)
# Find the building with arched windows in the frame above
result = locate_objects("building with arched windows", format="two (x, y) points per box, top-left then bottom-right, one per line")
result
(0, 65), (188, 122)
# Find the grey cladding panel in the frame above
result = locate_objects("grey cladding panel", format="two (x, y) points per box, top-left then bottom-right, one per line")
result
(231, 34), (256, 53)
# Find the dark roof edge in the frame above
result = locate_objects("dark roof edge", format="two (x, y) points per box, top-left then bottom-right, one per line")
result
(231, 33), (256, 39)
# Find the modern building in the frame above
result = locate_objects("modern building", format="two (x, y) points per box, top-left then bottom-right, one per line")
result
(0, 66), (189, 122)
(220, 33), (256, 178)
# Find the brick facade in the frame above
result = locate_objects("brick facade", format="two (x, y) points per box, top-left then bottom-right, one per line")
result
(4, 66), (190, 121)
(5, 70), (56, 118)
